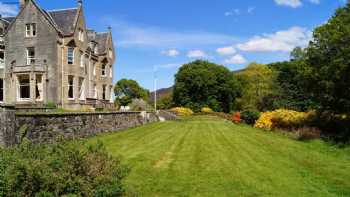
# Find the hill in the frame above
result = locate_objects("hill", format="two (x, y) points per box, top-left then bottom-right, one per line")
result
(148, 86), (173, 103)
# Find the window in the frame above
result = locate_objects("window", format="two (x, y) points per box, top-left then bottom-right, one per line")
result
(35, 75), (43, 101)
(93, 84), (97, 99)
(25, 24), (36, 37)
(0, 79), (3, 102)
(102, 85), (106, 100)
(80, 52), (84, 67)
(17, 75), (30, 101)
(0, 28), (3, 35)
(0, 50), (4, 68)
(26, 47), (35, 65)
(102, 64), (106, 77)
(110, 86), (113, 103)
(68, 75), (74, 99)
(67, 47), (74, 65)
(78, 29), (84, 41)
(94, 45), (98, 54)
(78, 77), (85, 100)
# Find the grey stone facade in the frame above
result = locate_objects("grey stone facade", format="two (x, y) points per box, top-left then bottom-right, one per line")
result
(0, 0), (115, 110)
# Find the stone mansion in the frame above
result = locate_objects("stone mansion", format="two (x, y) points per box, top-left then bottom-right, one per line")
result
(0, 0), (115, 110)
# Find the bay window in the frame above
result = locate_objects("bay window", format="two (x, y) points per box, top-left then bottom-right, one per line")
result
(35, 75), (43, 101)
(68, 75), (74, 99)
(78, 77), (85, 100)
(102, 85), (106, 100)
(0, 79), (3, 102)
(17, 75), (30, 101)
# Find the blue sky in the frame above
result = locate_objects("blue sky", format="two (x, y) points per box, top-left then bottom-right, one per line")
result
(0, 0), (347, 90)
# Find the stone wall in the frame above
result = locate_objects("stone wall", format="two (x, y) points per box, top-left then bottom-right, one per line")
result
(0, 108), (158, 146)
(0, 105), (17, 147)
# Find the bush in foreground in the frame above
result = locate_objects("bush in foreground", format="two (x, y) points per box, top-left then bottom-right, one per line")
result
(241, 110), (261, 125)
(254, 109), (315, 131)
(170, 107), (194, 116)
(0, 140), (129, 197)
(201, 107), (214, 113)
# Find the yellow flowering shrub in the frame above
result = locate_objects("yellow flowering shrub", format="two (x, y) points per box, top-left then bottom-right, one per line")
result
(170, 107), (194, 116)
(201, 107), (214, 113)
(254, 109), (314, 131)
(254, 111), (274, 130)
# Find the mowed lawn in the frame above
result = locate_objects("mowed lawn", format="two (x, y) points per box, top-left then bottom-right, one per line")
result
(88, 116), (350, 197)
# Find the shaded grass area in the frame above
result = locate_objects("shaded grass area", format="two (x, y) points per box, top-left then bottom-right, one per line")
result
(88, 116), (350, 197)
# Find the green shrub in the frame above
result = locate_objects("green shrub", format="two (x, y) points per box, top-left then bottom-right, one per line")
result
(0, 140), (129, 197)
(241, 110), (261, 125)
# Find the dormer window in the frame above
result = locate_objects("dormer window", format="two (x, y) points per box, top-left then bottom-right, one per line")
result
(67, 47), (74, 65)
(25, 24), (36, 37)
(78, 29), (84, 41)
(102, 64), (106, 77)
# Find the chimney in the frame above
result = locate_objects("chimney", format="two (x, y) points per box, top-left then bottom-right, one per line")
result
(20, 0), (27, 9)
(78, 0), (83, 6)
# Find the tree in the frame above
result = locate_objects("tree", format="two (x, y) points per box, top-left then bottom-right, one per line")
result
(173, 60), (241, 113)
(235, 63), (278, 111)
(304, 4), (350, 114)
(268, 58), (317, 112)
(114, 79), (149, 106)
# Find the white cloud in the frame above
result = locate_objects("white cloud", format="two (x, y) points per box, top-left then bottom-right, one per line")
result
(0, 3), (18, 16)
(156, 63), (183, 69)
(224, 54), (247, 64)
(224, 11), (233, 16)
(274, 0), (302, 8)
(107, 19), (237, 49)
(161, 49), (180, 57)
(309, 0), (320, 4)
(187, 50), (207, 58)
(247, 7), (256, 14)
(225, 9), (240, 16)
(216, 46), (236, 56)
(274, 0), (321, 8)
(236, 26), (311, 52)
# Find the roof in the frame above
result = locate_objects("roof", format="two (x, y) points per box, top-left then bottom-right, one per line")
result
(1, 0), (111, 54)
(47, 8), (78, 35)
(2, 17), (15, 24)
(95, 32), (109, 54)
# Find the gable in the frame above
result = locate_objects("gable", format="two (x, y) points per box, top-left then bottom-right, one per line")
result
(4, 0), (62, 36)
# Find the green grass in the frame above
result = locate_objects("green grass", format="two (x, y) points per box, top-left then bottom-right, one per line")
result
(88, 116), (350, 197)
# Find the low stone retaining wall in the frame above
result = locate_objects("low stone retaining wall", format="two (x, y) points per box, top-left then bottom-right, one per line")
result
(0, 106), (159, 146)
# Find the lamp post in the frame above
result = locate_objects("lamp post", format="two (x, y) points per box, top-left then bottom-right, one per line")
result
(154, 66), (157, 113)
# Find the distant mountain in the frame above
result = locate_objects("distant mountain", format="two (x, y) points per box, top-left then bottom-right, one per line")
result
(149, 87), (173, 103)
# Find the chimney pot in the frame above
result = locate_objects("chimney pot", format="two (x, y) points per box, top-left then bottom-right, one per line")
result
(78, 0), (83, 6)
